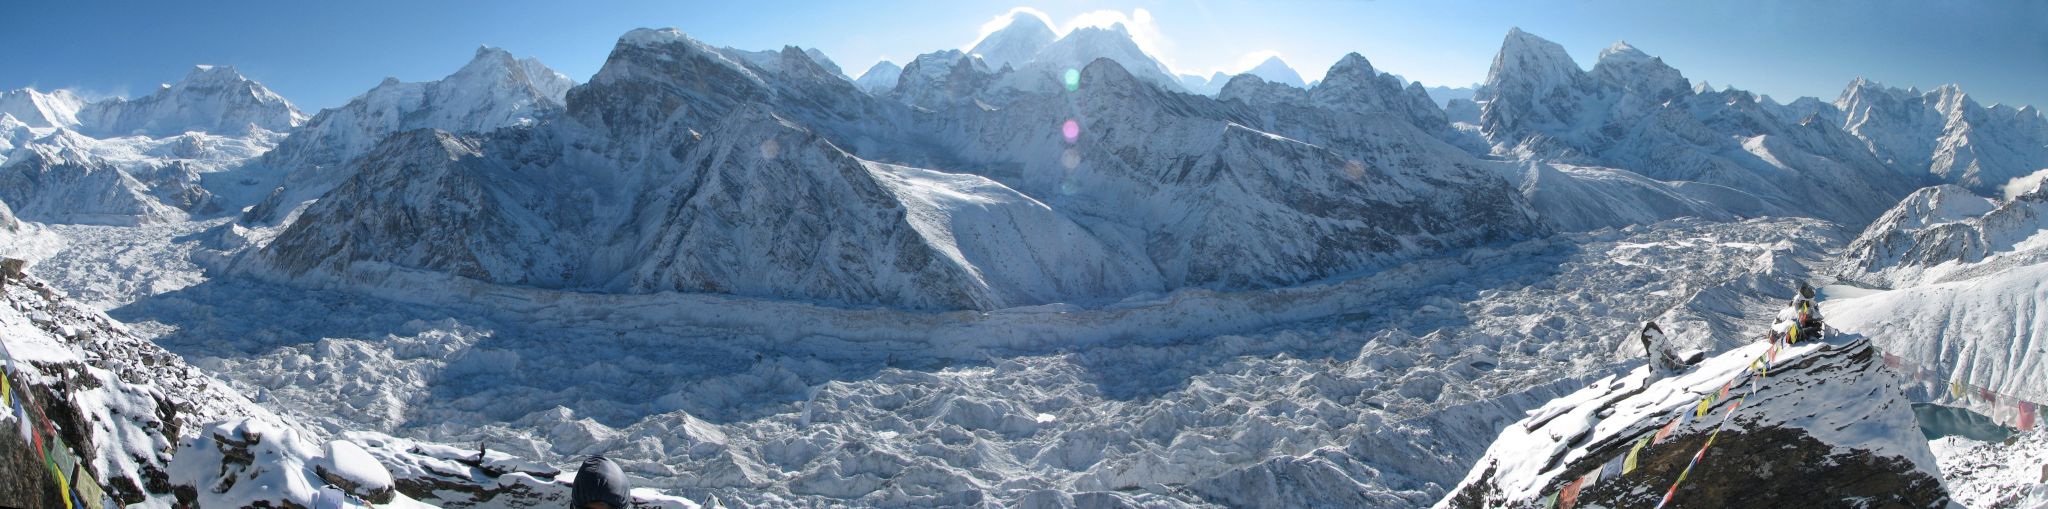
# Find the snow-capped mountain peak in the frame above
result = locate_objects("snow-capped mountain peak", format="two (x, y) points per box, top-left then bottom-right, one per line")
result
(1595, 40), (1650, 63)
(1029, 24), (1184, 92)
(239, 46), (576, 224)
(1244, 55), (1308, 89)
(968, 11), (1057, 71)
(853, 60), (902, 94)
(76, 64), (305, 137)
(0, 87), (86, 129)
(1488, 28), (1584, 91)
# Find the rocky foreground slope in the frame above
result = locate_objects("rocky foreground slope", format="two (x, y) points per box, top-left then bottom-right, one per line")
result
(0, 261), (694, 507)
(1438, 332), (1950, 508)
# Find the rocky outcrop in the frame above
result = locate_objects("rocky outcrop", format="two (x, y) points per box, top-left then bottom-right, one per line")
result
(1438, 334), (1950, 508)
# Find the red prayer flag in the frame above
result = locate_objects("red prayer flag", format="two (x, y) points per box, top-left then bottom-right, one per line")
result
(2021, 402), (2037, 431)
(1557, 477), (1586, 509)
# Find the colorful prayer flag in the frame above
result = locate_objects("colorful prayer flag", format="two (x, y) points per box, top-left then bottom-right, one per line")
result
(1654, 417), (1679, 443)
(1625, 436), (1651, 474)
(1557, 477), (1586, 509)
(2020, 402), (2037, 431)
(72, 463), (104, 509)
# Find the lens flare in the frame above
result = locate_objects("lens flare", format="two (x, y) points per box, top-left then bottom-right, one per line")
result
(1061, 148), (1081, 169)
(1062, 119), (1080, 143)
(1063, 68), (1080, 92)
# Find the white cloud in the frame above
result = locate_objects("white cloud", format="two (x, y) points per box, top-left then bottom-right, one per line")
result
(2002, 168), (2048, 201)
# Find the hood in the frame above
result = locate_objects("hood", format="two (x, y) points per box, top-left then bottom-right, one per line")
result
(570, 456), (633, 508)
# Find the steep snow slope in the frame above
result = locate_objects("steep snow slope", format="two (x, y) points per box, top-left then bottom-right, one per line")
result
(1243, 55), (1309, 89)
(1837, 183), (2048, 288)
(242, 47), (574, 224)
(1476, 28), (1921, 225)
(1838, 79), (2048, 195)
(0, 88), (85, 129)
(251, 28), (1544, 309)
(935, 57), (1542, 290)
(619, 106), (1161, 309)
(967, 11), (1057, 71)
(0, 262), (693, 507)
(0, 68), (297, 225)
(1507, 162), (1736, 232)
(853, 60), (902, 94)
(76, 65), (305, 137)
(1439, 333), (1949, 507)
(1827, 263), (2048, 423)
(1009, 24), (1185, 93)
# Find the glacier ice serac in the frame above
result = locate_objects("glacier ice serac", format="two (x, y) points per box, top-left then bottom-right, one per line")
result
(1, 13), (2045, 507)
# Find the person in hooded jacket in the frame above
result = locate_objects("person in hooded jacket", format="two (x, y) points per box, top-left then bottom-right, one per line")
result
(1774, 282), (1826, 343)
(571, 455), (632, 509)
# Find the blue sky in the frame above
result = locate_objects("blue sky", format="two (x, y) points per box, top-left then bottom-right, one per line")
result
(6, 0), (2043, 111)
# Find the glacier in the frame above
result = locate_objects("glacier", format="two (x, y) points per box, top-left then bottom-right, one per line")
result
(2, 14), (2045, 509)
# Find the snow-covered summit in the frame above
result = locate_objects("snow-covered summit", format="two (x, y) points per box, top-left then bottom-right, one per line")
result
(1835, 78), (2048, 194)
(0, 88), (86, 129)
(76, 64), (305, 137)
(1244, 55), (1308, 89)
(967, 11), (1057, 71)
(242, 46), (574, 223)
(1025, 24), (1184, 92)
(853, 60), (902, 94)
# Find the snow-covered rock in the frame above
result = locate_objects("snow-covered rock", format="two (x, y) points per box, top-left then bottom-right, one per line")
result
(1932, 432), (2048, 508)
(853, 60), (902, 95)
(251, 27), (1546, 310)
(1837, 183), (2048, 287)
(76, 65), (305, 138)
(967, 11), (1057, 71)
(0, 88), (85, 129)
(1439, 333), (1951, 508)
(1837, 79), (2048, 195)
(1475, 28), (1923, 225)
(242, 47), (572, 224)
(1243, 55), (1308, 89)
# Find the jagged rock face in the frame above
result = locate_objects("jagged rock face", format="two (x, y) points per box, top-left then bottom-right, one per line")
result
(1308, 53), (1448, 134)
(1838, 80), (2048, 194)
(0, 266), (306, 505)
(940, 59), (1544, 289)
(1476, 28), (1922, 225)
(567, 28), (773, 141)
(624, 107), (1160, 309)
(1479, 28), (1590, 142)
(259, 130), (577, 286)
(77, 65), (305, 137)
(0, 88), (86, 129)
(1019, 24), (1185, 93)
(1836, 183), (2048, 287)
(854, 60), (902, 94)
(968, 12), (1056, 71)
(1439, 336), (1950, 508)
(890, 50), (1000, 109)
(0, 141), (188, 225)
(245, 46), (574, 224)
(255, 28), (1549, 309)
